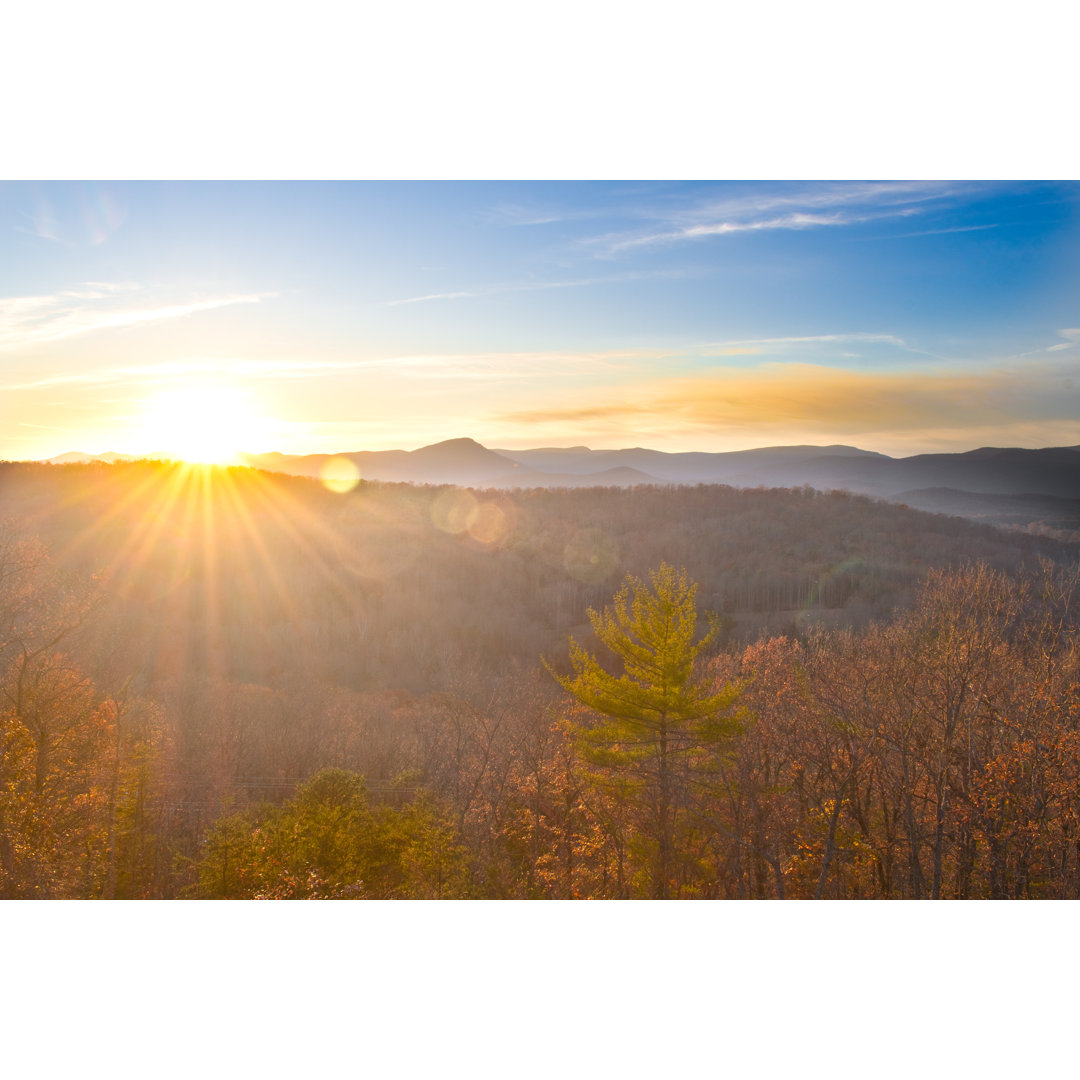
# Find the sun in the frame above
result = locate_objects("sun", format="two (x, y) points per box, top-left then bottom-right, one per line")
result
(137, 384), (275, 464)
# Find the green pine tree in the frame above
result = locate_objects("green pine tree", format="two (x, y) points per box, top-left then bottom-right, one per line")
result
(547, 563), (741, 898)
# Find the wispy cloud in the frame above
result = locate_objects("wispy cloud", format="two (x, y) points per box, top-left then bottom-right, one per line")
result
(870, 223), (1000, 240)
(2, 356), (396, 392)
(484, 199), (625, 228)
(688, 181), (965, 220)
(0, 333), (950, 397)
(486, 204), (572, 226)
(606, 211), (870, 252)
(707, 332), (909, 349)
(1038, 329), (1080, 354)
(15, 216), (62, 243)
(585, 181), (980, 254)
(381, 268), (701, 307)
(14, 185), (127, 246)
(0, 286), (271, 351)
(1, 348), (647, 393)
(382, 290), (479, 307)
(702, 331), (945, 363)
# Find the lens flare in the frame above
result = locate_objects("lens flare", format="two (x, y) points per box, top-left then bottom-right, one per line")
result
(564, 527), (620, 584)
(468, 501), (510, 545)
(321, 456), (362, 494)
(431, 488), (479, 534)
(430, 489), (513, 546)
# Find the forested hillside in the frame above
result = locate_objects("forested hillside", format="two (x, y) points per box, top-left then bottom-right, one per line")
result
(1, 460), (1077, 898)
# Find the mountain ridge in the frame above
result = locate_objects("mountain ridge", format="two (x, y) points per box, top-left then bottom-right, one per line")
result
(37, 439), (1080, 530)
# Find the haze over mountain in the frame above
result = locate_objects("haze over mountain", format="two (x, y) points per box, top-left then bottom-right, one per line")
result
(239, 437), (1080, 502)
(40, 438), (1080, 534)
(45, 451), (139, 465)
(491, 443), (889, 485)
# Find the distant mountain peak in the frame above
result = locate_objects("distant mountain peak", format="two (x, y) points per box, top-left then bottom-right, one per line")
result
(419, 437), (486, 451)
(45, 450), (135, 465)
(494, 445), (592, 453)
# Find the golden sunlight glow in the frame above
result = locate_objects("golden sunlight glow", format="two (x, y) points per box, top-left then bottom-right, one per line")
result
(137, 385), (274, 464)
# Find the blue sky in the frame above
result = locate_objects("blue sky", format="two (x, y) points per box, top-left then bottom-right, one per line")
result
(3, 179), (1080, 460)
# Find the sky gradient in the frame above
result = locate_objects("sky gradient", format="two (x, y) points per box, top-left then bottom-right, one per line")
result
(3, 179), (1080, 461)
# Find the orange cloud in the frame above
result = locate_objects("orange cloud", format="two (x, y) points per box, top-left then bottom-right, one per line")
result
(497, 362), (1080, 452)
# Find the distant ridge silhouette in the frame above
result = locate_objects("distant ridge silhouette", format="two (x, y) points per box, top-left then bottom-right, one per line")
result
(39, 439), (1080, 529)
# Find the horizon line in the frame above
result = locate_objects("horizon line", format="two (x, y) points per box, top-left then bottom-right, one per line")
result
(14, 434), (1080, 467)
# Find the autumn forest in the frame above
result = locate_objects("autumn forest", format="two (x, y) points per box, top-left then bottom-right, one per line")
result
(2, 459), (1078, 900)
